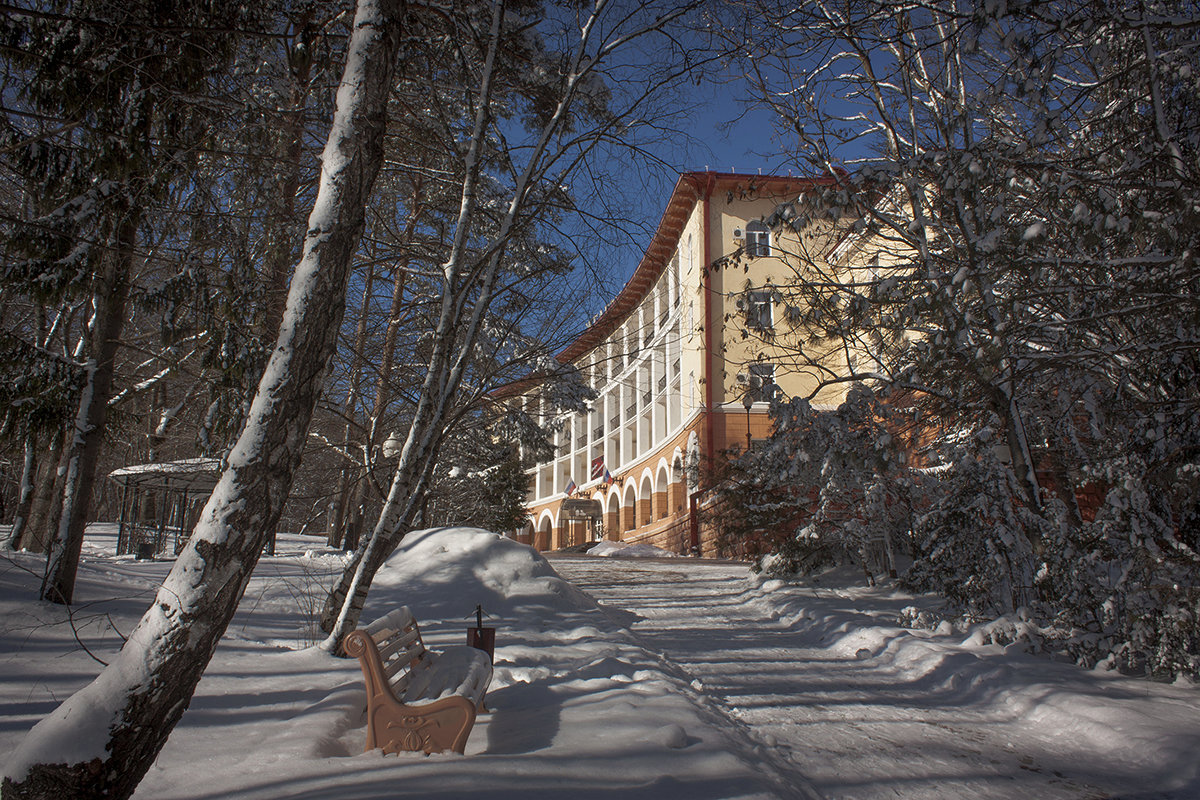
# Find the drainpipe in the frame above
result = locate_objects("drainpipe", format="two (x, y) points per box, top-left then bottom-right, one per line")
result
(701, 173), (717, 486)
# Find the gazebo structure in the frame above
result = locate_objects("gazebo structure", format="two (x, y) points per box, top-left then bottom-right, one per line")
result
(108, 458), (221, 557)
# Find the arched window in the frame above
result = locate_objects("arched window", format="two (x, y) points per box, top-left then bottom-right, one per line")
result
(746, 220), (770, 258)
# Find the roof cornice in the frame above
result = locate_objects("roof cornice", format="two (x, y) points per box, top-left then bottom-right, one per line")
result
(556, 170), (835, 365)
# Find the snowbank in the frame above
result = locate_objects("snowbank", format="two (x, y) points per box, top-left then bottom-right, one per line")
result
(1, 525), (795, 799)
(734, 564), (1200, 797)
(17, 526), (1196, 799)
(587, 540), (679, 559)
(365, 526), (599, 625)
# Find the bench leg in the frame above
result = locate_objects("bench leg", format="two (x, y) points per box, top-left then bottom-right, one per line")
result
(368, 697), (477, 755)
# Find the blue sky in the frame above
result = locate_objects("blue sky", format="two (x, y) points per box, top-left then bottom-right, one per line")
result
(680, 87), (797, 176)
(568, 76), (801, 316)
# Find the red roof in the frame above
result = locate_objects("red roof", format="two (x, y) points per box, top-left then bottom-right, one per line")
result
(491, 170), (840, 399)
(555, 170), (836, 365)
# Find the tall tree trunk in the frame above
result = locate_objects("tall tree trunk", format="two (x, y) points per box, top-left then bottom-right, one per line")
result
(6, 431), (36, 549)
(1, 2), (405, 795)
(326, 270), (375, 547)
(42, 209), (137, 605)
(258, 18), (316, 557)
(326, 463), (354, 547)
(327, 181), (418, 548)
(21, 425), (69, 554)
(262, 15), (316, 347)
(359, 184), (419, 467)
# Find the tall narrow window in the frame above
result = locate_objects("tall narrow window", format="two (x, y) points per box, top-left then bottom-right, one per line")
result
(745, 220), (770, 258)
(748, 362), (776, 402)
(746, 290), (773, 330)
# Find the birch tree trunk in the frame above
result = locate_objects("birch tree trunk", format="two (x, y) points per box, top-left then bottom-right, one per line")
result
(318, 0), (669, 650)
(6, 432), (36, 550)
(1, 0), (404, 795)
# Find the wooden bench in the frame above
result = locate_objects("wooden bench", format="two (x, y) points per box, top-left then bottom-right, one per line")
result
(344, 606), (493, 755)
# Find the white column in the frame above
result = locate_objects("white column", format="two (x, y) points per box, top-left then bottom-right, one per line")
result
(649, 348), (658, 450)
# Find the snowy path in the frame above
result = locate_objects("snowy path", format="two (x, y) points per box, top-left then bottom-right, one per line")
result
(4, 528), (1197, 800)
(551, 555), (1200, 800)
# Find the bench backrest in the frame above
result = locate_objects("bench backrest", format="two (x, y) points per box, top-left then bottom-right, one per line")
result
(362, 606), (430, 699)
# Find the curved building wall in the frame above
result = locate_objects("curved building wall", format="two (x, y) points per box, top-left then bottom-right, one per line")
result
(521, 171), (848, 555)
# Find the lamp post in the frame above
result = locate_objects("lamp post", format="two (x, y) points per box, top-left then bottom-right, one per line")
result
(382, 431), (403, 459)
(742, 375), (760, 452)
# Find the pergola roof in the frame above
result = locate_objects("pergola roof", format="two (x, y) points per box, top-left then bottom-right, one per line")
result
(108, 457), (222, 494)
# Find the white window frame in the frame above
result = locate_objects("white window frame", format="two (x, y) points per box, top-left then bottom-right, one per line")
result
(748, 362), (776, 403)
(747, 290), (773, 330)
(745, 220), (770, 258)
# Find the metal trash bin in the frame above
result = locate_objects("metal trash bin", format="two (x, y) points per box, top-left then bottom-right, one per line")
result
(466, 604), (495, 663)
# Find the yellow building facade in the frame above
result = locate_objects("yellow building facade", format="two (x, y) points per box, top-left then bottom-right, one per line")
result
(516, 171), (852, 555)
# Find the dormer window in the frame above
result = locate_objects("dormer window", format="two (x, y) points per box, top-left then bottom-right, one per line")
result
(746, 220), (770, 258)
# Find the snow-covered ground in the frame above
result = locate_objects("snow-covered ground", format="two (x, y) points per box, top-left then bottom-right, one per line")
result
(1, 524), (1198, 799)
(586, 540), (680, 558)
(555, 556), (1200, 799)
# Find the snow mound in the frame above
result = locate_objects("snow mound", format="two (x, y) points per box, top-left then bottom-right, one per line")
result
(367, 527), (598, 624)
(587, 540), (679, 558)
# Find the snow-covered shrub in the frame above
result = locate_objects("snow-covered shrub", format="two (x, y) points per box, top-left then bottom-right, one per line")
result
(1038, 467), (1200, 679)
(425, 444), (531, 534)
(903, 436), (1049, 617)
(965, 614), (1049, 654)
(717, 385), (919, 581)
(898, 605), (951, 631)
(712, 0), (1200, 680)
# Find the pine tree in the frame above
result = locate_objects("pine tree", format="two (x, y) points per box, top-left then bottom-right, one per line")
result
(2, 0), (406, 794)
(0, 0), (267, 600)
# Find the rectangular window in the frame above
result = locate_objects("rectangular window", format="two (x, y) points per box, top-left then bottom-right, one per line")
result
(748, 362), (777, 403)
(745, 220), (770, 258)
(747, 291), (773, 330)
